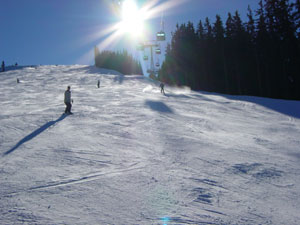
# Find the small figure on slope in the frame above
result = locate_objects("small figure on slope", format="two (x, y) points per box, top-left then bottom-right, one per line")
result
(64, 86), (73, 114)
(160, 82), (165, 94)
(1, 61), (5, 72)
(97, 79), (100, 88)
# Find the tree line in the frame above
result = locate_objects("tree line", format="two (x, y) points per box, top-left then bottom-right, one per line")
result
(94, 46), (143, 75)
(158, 0), (300, 100)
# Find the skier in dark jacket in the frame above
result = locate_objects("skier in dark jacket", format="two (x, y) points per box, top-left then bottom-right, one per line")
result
(64, 86), (73, 114)
(1, 61), (5, 72)
(160, 82), (165, 94)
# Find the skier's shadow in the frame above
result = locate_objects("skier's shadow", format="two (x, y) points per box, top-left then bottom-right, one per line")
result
(145, 100), (173, 113)
(3, 114), (68, 156)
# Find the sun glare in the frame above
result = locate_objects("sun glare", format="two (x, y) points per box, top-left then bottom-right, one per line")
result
(83, 0), (189, 55)
(119, 0), (145, 38)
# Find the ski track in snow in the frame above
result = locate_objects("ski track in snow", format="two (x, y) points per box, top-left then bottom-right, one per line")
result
(0, 65), (300, 225)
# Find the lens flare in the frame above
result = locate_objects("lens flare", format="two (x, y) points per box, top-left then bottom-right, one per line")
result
(78, 0), (191, 64)
(162, 216), (169, 225)
(119, 0), (145, 38)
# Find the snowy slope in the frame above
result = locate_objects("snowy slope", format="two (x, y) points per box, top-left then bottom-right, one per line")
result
(0, 65), (300, 225)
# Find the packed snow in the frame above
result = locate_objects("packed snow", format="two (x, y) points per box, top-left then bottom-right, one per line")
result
(0, 65), (300, 224)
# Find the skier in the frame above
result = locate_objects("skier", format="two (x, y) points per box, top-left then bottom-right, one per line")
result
(97, 79), (100, 88)
(64, 86), (73, 114)
(17, 78), (20, 83)
(160, 82), (165, 94)
(1, 61), (5, 72)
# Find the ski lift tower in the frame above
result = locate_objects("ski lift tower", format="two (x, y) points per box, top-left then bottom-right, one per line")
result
(140, 41), (159, 78)
(137, 24), (166, 78)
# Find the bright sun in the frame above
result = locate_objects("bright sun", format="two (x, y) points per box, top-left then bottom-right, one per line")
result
(119, 0), (145, 38)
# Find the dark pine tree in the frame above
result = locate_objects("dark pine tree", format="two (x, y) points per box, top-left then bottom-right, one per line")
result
(196, 20), (208, 90)
(256, 0), (272, 97)
(293, 0), (300, 37)
(212, 15), (228, 93)
(232, 11), (249, 95)
(246, 5), (262, 96)
(203, 17), (214, 91)
(264, 0), (299, 98)
(225, 12), (238, 94)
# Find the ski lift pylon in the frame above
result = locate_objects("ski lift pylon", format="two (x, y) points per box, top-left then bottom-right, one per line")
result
(156, 13), (166, 41)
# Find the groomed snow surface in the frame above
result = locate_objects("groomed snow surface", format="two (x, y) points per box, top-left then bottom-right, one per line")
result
(1, 65), (300, 225)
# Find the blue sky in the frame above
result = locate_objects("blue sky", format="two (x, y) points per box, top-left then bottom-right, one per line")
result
(0, 0), (260, 66)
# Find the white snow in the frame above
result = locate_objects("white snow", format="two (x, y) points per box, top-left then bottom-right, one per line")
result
(0, 65), (300, 224)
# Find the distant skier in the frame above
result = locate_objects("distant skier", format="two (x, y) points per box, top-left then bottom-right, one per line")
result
(160, 82), (165, 94)
(16, 78), (20, 83)
(64, 86), (73, 114)
(1, 61), (5, 72)
(97, 79), (100, 88)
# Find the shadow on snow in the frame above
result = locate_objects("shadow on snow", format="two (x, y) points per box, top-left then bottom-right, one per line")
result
(189, 91), (300, 119)
(3, 114), (68, 156)
(224, 95), (300, 119)
(145, 100), (174, 114)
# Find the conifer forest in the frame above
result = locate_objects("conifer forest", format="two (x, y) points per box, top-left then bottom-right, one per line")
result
(158, 0), (300, 100)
